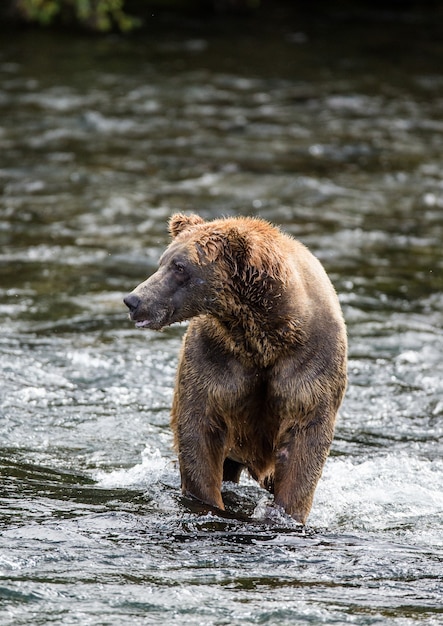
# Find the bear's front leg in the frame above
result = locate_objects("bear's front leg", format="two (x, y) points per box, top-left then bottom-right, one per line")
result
(272, 409), (336, 524)
(175, 419), (226, 511)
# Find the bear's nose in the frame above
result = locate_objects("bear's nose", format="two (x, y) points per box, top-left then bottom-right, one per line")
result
(123, 293), (140, 313)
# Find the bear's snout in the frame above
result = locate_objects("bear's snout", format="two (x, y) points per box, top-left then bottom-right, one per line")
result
(123, 291), (165, 330)
(123, 293), (141, 314)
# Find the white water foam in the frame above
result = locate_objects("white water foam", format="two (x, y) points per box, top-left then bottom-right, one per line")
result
(95, 446), (175, 490)
(311, 453), (443, 543)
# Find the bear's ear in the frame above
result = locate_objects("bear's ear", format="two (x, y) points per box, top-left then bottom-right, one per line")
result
(168, 213), (205, 238)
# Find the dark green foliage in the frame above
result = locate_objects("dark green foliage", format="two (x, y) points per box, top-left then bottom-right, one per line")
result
(13, 0), (140, 31)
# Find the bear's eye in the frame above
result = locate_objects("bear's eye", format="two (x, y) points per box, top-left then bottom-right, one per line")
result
(173, 261), (186, 273)
(171, 260), (190, 283)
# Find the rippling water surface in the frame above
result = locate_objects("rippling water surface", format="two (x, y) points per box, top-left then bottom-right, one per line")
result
(1, 8), (442, 625)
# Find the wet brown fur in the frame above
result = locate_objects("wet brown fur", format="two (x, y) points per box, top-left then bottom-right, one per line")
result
(128, 213), (347, 523)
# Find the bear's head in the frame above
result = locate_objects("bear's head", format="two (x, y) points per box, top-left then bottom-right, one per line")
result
(124, 214), (249, 330)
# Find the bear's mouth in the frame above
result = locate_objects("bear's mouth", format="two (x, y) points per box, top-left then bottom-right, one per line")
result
(134, 319), (152, 329)
(132, 316), (170, 331)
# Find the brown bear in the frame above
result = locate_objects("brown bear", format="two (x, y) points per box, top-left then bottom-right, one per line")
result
(124, 214), (347, 524)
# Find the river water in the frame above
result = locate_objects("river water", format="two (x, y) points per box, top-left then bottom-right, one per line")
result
(1, 7), (442, 625)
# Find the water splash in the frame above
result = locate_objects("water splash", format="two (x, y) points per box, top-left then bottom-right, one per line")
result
(95, 446), (174, 490)
(312, 454), (443, 541)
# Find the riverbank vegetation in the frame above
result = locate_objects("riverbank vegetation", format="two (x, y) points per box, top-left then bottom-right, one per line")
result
(6, 0), (260, 32)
